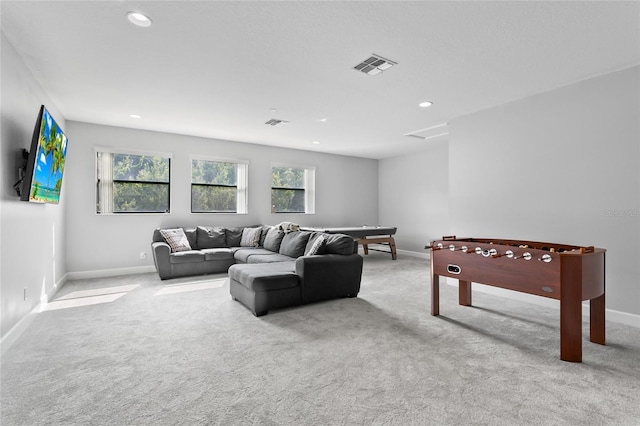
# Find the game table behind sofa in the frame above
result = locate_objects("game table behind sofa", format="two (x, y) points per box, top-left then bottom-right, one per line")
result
(302, 226), (397, 260)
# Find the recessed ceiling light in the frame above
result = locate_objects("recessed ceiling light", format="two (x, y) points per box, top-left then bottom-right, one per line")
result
(318, 118), (327, 122)
(127, 12), (152, 27)
(129, 114), (141, 119)
(312, 141), (320, 145)
(419, 101), (433, 108)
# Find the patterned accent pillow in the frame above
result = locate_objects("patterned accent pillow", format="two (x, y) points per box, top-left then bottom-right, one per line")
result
(159, 228), (192, 253)
(240, 227), (262, 247)
(304, 235), (326, 256)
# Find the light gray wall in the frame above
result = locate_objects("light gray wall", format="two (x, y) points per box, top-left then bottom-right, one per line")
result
(449, 66), (640, 316)
(64, 121), (378, 274)
(378, 140), (450, 253)
(1, 33), (67, 338)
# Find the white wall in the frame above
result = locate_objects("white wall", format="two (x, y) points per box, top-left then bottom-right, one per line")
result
(64, 121), (378, 274)
(378, 140), (450, 253)
(0, 33), (67, 339)
(449, 66), (640, 316)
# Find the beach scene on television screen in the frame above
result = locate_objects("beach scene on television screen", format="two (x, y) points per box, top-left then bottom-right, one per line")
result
(29, 108), (68, 203)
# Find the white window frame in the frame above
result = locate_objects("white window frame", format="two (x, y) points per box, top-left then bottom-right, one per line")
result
(190, 155), (249, 214)
(95, 147), (172, 215)
(271, 163), (316, 214)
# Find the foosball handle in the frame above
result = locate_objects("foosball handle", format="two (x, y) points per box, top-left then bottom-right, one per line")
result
(580, 246), (595, 254)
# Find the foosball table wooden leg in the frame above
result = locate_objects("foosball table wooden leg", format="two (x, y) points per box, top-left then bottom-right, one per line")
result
(560, 286), (582, 362)
(459, 280), (472, 306)
(431, 273), (440, 316)
(590, 293), (606, 345)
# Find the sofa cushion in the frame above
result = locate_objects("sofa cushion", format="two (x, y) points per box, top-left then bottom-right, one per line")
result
(263, 227), (285, 252)
(159, 228), (192, 253)
(304, 234), (326, 256)
(169, 250), (205, 263)
(197, 226), (226, 249)
(259, 225), (272, 246)
(226, 227), (244, 247)
(248, 254), (296, 263)
(279, 231), (312, 258)
(240, 227), (262, 247)
(184, 228), (197, 248)
(324, 233), (356, 255)
(200, 248), (234, 261)
(234, 248), (277, 263)
(228, 262), (298, 292)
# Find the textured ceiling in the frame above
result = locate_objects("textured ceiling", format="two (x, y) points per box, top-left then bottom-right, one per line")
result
(2, 1), (639, 159)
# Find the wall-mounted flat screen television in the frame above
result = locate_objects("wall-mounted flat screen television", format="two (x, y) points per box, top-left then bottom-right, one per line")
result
(20, 105), (69, 204)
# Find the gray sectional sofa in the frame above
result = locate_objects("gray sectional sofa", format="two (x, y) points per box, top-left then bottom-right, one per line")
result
(151, 225), (363, 316)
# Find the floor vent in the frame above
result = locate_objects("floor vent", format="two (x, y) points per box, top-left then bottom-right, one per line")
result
(265, 119), (289, 127)
(353, 54), (397, 76)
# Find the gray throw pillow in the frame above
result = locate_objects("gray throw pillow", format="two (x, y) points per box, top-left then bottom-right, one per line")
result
(263, 228), (285, 252)
(279, 231), (312, 258)
(240, 227), (262, 247)
(197, 226), (226, 249)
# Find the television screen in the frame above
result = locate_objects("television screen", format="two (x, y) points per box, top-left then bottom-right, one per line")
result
(20, 105), (68, 204)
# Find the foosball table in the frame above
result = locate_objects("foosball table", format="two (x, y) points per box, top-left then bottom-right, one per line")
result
(429, 236), (606, 362)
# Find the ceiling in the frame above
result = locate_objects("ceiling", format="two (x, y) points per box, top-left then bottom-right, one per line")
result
(2, 1), (639, 159)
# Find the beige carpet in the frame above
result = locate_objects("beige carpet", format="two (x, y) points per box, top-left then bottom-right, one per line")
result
(2, 253), (639, 425)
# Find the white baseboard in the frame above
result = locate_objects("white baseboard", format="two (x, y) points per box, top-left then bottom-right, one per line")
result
(358, 247), (429, 260)
(1, 273), (69, 356)
(66, 265), (156, 281)
(443, 278), (640, 329)
(0, 303), (40, 356)
(397, 249), (429, 260)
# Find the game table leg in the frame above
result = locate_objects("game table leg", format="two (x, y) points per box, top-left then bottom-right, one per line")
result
(431, 252), (439, 316)
(459, 280), (472, 306)
(590, 293), (606, 345)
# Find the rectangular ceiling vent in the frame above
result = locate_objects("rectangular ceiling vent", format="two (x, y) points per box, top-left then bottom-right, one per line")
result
(265, 118), (289, 127)
(404, 123), (449, 141)
(353, 54), (397, 76)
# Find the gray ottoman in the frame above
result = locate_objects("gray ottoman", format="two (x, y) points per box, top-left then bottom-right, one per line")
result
(228, 262), (300, 316)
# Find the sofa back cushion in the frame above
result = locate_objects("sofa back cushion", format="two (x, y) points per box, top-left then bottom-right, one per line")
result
(263, 227), (285, 252)
(184, 227), (198, 248)
(279, 231), (312, 258)
(324, 233), (357, 255)
(197, 226), (226, 249)
(259, 225), (272, 246)
(225, 227), (244, 247)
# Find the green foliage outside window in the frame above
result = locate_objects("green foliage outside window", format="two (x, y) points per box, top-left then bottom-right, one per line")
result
(271, 167), (305, 213)
(97, 152), (170, 213)
(191, 160), (238, 212)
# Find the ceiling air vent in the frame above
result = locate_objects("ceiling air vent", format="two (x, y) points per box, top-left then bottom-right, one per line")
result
(265, 118), (289, 127)
(353, 54), (397, 76)
(404, 123), (449, 141)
